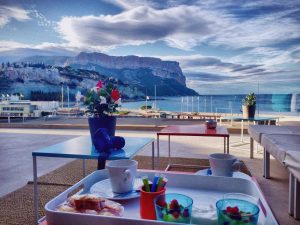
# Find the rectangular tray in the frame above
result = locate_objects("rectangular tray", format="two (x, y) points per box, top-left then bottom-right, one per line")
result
(45, 170), (278, 225)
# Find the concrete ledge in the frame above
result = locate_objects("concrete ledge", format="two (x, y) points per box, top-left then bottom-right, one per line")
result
(0, 123), (248, 134)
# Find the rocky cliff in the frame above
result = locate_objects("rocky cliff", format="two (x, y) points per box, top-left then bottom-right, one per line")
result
(1, 52), (198, 99)
(71, 52), (186, 85)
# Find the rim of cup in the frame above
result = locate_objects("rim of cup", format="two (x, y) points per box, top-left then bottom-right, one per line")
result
(106, 159), (138, 167)
(209, 153), (236, 160)
(154, 193), (193, 209)
(216, 198), (260, 217)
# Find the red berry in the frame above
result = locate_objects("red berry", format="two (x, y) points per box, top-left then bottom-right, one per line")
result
(157, 199), (167, 207)
(226, 206), (240, 214)
(232, 206), (239, 214)
(170, 199), (179, 209)
(173, 211), (180, 219)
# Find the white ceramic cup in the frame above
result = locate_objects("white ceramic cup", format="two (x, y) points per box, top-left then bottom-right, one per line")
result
(106, 159), (138, 193)
(208, 153), (243, 177)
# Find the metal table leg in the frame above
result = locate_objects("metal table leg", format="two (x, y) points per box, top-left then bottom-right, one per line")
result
(33, 156), (38, 225)
(157, 134), (160, 169)
(294, 177), (300, 219)
(227, 136), (229, 154)
(82, 159), (86, 177)
(263, 149), (270, 179)
(152, 141), (154, 169)
(241, 120), (244, 142)
(289, 173), (295, 216)
(97, 157), (106, 170)
(168, 135), (171, 164)
(224, 137), (226, 154)
(250, 137), (254, 159)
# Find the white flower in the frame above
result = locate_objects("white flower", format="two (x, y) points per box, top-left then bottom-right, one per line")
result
(91, 87), (97, 92)
(99, 96), (107, 104)
(115, 98), (122, 105)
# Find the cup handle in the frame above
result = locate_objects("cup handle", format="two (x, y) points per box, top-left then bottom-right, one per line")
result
(124, 169), (131, 181)
(232, 160), (244, 171)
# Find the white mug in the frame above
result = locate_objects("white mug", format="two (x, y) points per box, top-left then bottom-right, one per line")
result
(106, 159), (138, 193)
(208, 153), (242, 177)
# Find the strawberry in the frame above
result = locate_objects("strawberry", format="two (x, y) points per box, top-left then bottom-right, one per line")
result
(172, 211), (180, 219)
(170, 199), (179, 209)
(157, 199), (167, 208)
(226, 206), (239, 214)
(232, 206), (239, 214)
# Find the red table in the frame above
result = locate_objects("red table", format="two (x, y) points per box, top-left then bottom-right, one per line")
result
(156, 125), (230, 166)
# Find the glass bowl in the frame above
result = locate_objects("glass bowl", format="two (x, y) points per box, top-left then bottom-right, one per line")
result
(216, 198), (260, 225)
(154, 193), (193, 223)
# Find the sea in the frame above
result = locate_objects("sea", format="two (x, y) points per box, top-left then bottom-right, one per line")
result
(121, 94), (300, 116)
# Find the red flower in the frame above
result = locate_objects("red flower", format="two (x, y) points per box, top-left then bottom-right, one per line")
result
(111, 89), (120, 101)
(96, 81), (104, 91)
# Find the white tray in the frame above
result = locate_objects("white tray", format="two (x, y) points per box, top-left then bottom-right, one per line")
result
(45, 170), (278, 225)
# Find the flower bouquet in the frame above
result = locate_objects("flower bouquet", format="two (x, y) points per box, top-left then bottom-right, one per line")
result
(84, 80), (125, 158)
(84, 80), (121, 117)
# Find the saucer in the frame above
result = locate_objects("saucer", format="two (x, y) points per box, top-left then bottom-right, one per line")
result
(195, 168), (251, 180)
(90, 178), (143, 200)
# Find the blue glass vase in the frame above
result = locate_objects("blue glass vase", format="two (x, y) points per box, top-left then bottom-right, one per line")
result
(88, 116), (116, 140)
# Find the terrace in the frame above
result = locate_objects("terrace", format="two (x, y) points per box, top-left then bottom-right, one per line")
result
(0, 117), (300, 225)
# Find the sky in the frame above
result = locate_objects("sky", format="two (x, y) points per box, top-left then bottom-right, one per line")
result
(0, 0), (300, 94)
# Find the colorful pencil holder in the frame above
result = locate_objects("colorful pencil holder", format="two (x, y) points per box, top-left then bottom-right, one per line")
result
(140, 185), (166, 220)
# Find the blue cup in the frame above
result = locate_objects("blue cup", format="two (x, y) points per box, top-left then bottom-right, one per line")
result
(216, 198), (260, 225)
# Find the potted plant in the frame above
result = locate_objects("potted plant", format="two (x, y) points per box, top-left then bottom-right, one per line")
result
(242, 92), (256, 118)
(84, 80), (121, 138)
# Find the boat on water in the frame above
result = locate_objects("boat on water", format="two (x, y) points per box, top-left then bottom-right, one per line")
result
(56, 107), (84, 116)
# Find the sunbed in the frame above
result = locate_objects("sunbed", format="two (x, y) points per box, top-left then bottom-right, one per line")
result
(248, 125), (300, 158)
(260, 134), (300, 219)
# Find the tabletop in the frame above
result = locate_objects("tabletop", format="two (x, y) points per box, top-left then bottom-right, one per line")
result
(157, 124), (229, 137)
(32, 136), (154, 160)
(221, 116), (278, 121)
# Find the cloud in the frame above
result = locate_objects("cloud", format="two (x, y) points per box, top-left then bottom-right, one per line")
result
(0, 40), (77, 56)
(0, 6), (30, 28)
(56, 5), (225, 51)
(56, 0), (300, 52)
(161, 54), (266, 76)
(31, 9), (56, 28)
(0, 41), (30, 51)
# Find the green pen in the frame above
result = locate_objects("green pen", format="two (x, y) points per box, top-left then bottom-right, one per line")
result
(142, 176), (150, 192)
(156, 175), (164, 191)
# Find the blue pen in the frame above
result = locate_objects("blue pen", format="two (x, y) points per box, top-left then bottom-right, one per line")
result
(151, 173), (159, 192)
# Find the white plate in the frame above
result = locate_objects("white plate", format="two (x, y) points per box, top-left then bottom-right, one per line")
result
(195, 168), (251, 180)
(90, 178), (143, 200)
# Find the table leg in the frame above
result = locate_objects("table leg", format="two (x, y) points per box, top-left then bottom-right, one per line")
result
(82, 159), (86, 177)
(152, 141), (154, 170)
(227, 136), (229, 154)
(168, 135), (171, 164)
(263, 149), (270, 179)
(224, 137), (226, 154)
(294, 177), (300, 219)
(157, 134), (160, 169)
(33, 156), (38, 225)
(97, 157), (106, 170)
(241, 120), (244, 142)
(250, 137), (254, 159)
(289, 173), (295, 216)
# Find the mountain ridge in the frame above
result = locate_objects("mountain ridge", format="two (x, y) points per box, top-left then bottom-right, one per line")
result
(0, 52), (198, 100)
